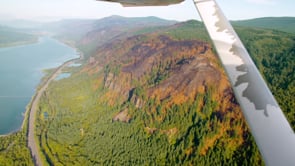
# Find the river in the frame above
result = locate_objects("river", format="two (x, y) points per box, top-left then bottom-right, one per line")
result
(0, 36), (79, 135)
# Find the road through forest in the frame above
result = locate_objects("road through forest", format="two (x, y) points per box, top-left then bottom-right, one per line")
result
(27, 52), (83, 166)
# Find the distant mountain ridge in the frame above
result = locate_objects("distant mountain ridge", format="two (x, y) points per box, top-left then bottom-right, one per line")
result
(232, 17), (295, 34)
(50, 15), (178, 56)
(0, 19), (43, 29)
(0, 25), (37, 47)
(94, 15), (177, 27)
(46, 15), (176, 34)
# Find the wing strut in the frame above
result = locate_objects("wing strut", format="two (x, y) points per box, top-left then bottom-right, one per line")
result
(192, 0), (295, 165)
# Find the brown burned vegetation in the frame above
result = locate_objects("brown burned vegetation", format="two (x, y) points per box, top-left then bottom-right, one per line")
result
(36, 33), (262, 165)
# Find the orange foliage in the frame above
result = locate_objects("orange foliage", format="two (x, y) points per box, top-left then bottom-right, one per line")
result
(101, 90), (119, 106)
(171, 93), (187, 105)
(185, 147), (195, 158)
(92, 77), (103, 90)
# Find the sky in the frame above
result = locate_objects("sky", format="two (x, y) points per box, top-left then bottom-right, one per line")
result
(0, 0), (294, 22)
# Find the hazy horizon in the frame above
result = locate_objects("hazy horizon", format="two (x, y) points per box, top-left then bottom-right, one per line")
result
(0, 15), (294, 26)
(0, 0), (294, 22)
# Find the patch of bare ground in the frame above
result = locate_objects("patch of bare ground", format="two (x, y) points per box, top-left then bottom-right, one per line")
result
(112, 109), (131, 123)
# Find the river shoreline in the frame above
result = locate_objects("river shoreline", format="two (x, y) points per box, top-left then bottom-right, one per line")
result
(25, 39), (83, 165)
(27, 51), (83, 166)
(0, 38), (39, 49)
(0, 37), (83, 137)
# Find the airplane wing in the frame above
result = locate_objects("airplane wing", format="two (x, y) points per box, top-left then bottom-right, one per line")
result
(96, 0), (184, 6)
(98, 0), (295, 165)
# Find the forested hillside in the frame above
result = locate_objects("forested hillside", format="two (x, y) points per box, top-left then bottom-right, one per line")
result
(0, 26), (37, 47)
(36, 32), (262, 165)
(233, 17), (295, 34)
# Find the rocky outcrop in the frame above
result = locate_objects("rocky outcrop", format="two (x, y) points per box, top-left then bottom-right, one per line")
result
(112, 109), (131, 123)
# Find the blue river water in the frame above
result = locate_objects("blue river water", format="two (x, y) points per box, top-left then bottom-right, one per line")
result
(0, 37), (78, 135)
(55, 73), (71, 81)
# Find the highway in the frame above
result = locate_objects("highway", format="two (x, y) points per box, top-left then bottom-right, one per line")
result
(27, 53), (82, 166)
